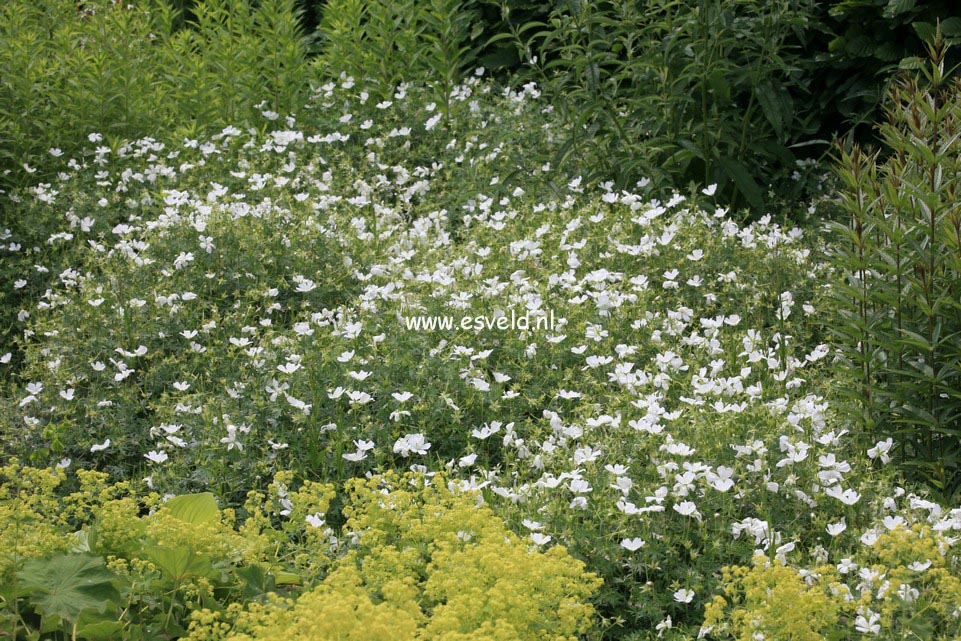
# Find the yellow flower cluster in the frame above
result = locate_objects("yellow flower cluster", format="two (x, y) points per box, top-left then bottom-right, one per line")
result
(703, 554), (838, 641)
(703, 524), (961, 640)
(0, 461), (70, 578)
(862, 525), (961, 631)
(187, 472), (602, 641)
(0, 463), (334, 580)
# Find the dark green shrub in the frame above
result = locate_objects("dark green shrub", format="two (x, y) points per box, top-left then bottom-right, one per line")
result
(813, 0), (961, 132)
(499, 0), (824, 212)
(829, 33), (961, 498)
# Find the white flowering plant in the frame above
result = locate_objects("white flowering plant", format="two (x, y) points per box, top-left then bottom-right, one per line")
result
(2, 35), (961, 641)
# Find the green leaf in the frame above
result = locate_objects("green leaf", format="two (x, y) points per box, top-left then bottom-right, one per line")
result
(716, 156), (764, 211)
(75, 616), (124, 641)
(164, 492), (220, 524)
(236, 564), (276, 598)
(899, 56), (924, 70)
(17, 554), (120, 625)
(941, 17), (961, 37)
(913, 21), (936, 44)
(274, 571), (302, 586)
(146, 546), (216, 583)
(884, 0), (916, 19)
(756, 81), (784, 136)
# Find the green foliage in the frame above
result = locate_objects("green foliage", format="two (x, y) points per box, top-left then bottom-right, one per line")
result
(421, 0), (480, 122)
(828, 33), (961, 498)
(166, 493), (222, 525)
(497, 0), (824, 212)
(317, 0), (427, 93)
(17, 555), (120, 629)
(0, 459), (331, 640)
(0, 0), (311, 218)
(816, 0), (961, 130)
(316, 0), (481, 112)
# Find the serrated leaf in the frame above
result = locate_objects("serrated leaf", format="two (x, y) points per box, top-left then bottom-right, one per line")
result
(884, 0), (916, 19)
(164, 492), (219, 524)
(17, 554), (119, 625)
(756, 80), (794, 139)
(75, 617), (124, 641)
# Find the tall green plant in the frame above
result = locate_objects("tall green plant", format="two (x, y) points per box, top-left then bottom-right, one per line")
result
(317, 0), (426, 94)
(316, 0), (479, 110)
(829, 32), (961, 497)
(508, 0), (821, 211)
(422, 0), (479, 123)
(0, 0), (310, 219)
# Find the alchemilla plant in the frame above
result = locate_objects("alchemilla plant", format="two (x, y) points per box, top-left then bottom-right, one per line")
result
(3, 2), (961, 641)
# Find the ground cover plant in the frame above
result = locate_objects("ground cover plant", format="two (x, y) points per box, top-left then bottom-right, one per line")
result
(4, 2), (961, 641)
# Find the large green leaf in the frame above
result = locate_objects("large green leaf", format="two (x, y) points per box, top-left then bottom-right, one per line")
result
(17, 554), (119, 625)
(884, 0), (916, 19)
(164, 492), (220, 524)
(75, 613), (124, 641)
(145, 546), (216, 583)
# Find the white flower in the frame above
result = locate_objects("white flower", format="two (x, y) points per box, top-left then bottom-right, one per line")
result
(708, 465), (735, 492)
(277, 362), (301, 374)
(701, 183), (717, 196)
(620, 537), (646, 551)
(673, 501), (700, 519)
(825, 485), (861, 506)
(826, 519), (847, 537)
(471, 422), (501, 440)
(867, 438), (893, 464)
(145, 450), (168, 463)
(285, 394), (312, 415)
(530, 533), (551, 545)
(90, 439), (111, 453)
(393, 433), (431, 457)
(854, 609), (880, 635)
(656, 616), (672, 638)
(305, 513), (325, 528)
(673, 588), (695, 604)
